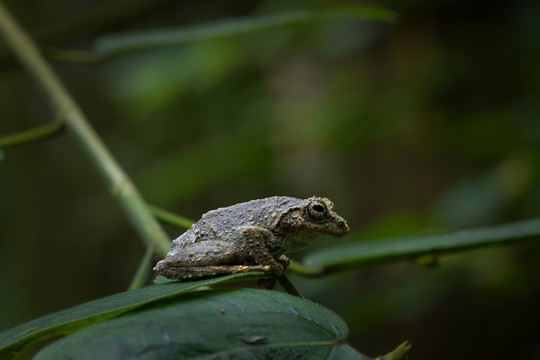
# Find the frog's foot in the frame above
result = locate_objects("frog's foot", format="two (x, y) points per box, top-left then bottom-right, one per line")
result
(277, 255), (291, 268)
(154, 264), (272, 281)
(260, 255), (289, 278)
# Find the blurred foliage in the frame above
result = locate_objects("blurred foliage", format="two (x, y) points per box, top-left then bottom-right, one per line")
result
(0, 273), (266, 358)
(1, 0), (540, 359)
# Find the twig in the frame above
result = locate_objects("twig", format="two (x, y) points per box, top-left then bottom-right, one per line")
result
(277, 275), (303, 298)
(0, 107), (65, 148)
(286, 260), (325, 277)
(0, 0), (176, 66)
(128, 248), (155, 290)
(150, 205), (193, 230)
(0, 3), (171, 258)
(42, 46), (103, 64)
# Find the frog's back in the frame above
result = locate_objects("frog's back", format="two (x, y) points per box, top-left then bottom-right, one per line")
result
(175, 196), (306, 246)
(200, 196), (306, 230)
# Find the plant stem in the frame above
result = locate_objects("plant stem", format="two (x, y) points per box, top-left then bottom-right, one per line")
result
(42, 46), (103, 64)
(286, 260), (324, 276)
(0, 113), (65, 148)
(128, 248), (155, 290)
(150, 205), (193, 230)
(0, 2), (171, 257)
(277, 275), (303, 298)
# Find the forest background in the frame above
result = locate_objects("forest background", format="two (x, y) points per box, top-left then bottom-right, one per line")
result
(1, 0), (540, 359)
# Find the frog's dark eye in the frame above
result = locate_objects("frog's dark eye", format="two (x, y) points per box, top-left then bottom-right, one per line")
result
(308, 201), (327, 221)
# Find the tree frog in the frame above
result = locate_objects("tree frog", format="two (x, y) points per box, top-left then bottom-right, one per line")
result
(154, 196), (349, 280)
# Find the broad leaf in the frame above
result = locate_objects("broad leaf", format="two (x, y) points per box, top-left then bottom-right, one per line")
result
(0, 272), (265, 359)
(34, 289), (371, 360)
(96, 6), (396, 57)
(303, 218), (540, 270)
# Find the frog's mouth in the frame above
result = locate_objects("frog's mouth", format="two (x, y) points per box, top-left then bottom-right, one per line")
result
(309, 214), (350, 236)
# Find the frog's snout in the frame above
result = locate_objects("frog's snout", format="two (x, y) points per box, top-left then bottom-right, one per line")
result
(326, 215), (350, 236)
(338, 219), (350, 234)
(337, 219), (350, 235)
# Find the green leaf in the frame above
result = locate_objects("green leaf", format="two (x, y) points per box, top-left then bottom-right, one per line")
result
(303, 218), (540, 270)
(0, 272), (265, 359)
(34, 289), (371, 360)
(95, 6), (397, 57)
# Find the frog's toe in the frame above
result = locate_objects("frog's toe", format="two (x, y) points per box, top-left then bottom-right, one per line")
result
(270, 262), (285, 276)
(277, 255), (291, 268)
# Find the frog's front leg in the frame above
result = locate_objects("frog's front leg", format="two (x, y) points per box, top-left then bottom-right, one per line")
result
(242, 226), (287, 276)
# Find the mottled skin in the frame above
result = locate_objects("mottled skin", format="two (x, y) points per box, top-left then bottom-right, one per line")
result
(154, 196), (350, 280)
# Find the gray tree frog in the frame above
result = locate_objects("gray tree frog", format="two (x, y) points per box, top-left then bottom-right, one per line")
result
(154, 196), (349, 280)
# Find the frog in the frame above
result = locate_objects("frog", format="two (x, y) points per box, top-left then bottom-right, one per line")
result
(153, 196), (350, 280)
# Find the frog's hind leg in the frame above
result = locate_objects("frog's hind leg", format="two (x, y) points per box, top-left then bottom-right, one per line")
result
(153, 240), (275, 280)
(161, 240), (235, 267)
(154, 240), (238, 279)
(155, 264), (272, 281)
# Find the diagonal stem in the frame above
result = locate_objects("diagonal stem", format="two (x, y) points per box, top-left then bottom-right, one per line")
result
(277, 275), (303, 297)
(0, 3), (171, 258)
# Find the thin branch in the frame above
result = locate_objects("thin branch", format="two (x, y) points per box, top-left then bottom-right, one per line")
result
(380, 341), (412, 360)
(0, 108), (65, 148)
(277, 275), (303, 298)
(42, 46), (103, 64)
(286, 260), (324, 277)
(128, 248), (155, 290)
(0, 0), (177, 66)
(150, 205), (193, 230)
(0, 3), (171, 258)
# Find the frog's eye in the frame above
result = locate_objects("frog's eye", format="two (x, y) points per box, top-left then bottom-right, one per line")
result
(307, 201), (327, 221)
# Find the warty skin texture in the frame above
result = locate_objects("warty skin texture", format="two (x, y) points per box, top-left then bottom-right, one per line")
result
(154, 196), (349, 280)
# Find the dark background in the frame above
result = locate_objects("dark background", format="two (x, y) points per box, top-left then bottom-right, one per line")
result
(1, 0), (540, 359)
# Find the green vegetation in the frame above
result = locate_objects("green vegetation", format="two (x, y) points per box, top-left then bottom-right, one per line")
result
(1, 0), (539, 359)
